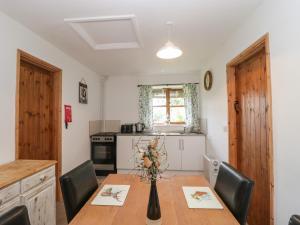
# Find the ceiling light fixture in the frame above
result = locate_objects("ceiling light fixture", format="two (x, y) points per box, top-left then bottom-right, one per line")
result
(156, 21), (182, 60)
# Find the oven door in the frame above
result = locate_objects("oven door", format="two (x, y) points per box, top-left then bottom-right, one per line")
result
(91, 142), (115, 165)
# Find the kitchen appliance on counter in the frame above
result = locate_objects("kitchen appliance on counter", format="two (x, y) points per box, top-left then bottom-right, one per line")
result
(91, 132), (117, 176)
(135, 122), (145, 133)
(121, 124), (134, 133)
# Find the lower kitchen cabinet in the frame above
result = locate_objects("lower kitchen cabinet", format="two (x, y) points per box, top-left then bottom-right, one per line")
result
(165, 136), (205, 171)
(21, 178), (56, 225)
(117, 136), (135, 170)
(164, 136), (182, 170)
(181, 136), (205, 170)
(117, 135), (166, 171)
(117, 135), (206, 171)
(0, 164), (56, 225)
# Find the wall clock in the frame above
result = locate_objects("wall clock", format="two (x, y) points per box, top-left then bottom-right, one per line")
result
(204, 70), (213, 91)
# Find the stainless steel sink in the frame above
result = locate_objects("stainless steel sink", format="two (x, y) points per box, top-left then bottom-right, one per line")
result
(147, 132), (194, 135)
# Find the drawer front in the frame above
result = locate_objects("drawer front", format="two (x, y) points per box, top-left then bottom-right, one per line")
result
(0, 197), (20, 216)
(0, 182), (20, 206)
(21, 166), (55, 193)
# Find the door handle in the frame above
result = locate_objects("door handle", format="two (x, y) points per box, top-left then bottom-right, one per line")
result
(234, 100), (240, 114)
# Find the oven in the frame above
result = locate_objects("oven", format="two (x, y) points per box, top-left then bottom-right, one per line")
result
(91, 134), (117, 176)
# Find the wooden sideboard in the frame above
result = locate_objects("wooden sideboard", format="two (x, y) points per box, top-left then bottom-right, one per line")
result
(0, 160), (56, 225)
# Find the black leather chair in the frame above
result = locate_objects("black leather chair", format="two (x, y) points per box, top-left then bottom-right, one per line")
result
(289, 215), (300, 225)
(0, 206), (31, 225)
(214, 162), (254, 225)
(60, 160), (98, 223)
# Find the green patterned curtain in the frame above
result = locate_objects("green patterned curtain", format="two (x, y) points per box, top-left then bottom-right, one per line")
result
(138, 85), (153, 128)
(183, 83), (200, 129)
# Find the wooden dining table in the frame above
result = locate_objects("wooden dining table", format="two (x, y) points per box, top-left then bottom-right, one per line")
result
(69, 174), (239, 225)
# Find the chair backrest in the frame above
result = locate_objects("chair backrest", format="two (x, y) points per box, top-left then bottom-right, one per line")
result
(214, 162), (254, 225)
(289, 215), (300, 225)
(60, 160), (98, 222)
(0, 206), (31, 225)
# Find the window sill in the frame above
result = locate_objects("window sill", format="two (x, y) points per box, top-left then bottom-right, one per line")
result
(153, 124), (185, 127)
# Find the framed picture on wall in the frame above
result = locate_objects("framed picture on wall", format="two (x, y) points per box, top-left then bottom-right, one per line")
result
(79, 81), (88, 104)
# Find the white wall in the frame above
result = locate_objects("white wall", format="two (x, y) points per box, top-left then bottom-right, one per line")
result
(103, 72), (201, 124)
(0, 11), (103, 173)
(200, 0), (300, 224)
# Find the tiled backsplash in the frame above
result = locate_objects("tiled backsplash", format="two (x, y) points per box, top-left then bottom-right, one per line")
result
(89, 120), (104, 135)
(89, 120), (121, 135)
(104, 120), (121, 132)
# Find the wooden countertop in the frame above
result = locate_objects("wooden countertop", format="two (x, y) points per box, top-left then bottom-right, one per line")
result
(0, 160), (56, 189)
(70, 174), (239, 225)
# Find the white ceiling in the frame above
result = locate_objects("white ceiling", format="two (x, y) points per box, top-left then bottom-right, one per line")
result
(0, 0), (263, 76)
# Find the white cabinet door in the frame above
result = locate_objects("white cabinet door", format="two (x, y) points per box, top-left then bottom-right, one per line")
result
(117, 136), (135, 170)
(165, 136), (182, 170)
(22, 178), (56, 225)
(181, 136), (205, 171)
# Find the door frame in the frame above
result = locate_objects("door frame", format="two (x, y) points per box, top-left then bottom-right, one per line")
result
(16, 49), (62, 200)
(226, 33), (274, 225)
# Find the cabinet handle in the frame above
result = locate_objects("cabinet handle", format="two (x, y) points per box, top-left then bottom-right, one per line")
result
(0, 199), (2, 206)
(40, 175), (47, 182)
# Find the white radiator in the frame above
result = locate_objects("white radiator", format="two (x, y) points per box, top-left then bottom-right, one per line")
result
(203, 154), (220, 187)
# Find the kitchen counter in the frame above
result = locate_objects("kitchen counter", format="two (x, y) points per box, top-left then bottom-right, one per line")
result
(117, 132), (205, 136)
(0, 160), (56, 189)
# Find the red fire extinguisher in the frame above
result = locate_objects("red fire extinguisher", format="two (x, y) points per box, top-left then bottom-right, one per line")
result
(64, 105), (72, 129)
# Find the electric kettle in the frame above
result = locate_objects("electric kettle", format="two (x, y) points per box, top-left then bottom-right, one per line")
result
(135, 122), (145, 133)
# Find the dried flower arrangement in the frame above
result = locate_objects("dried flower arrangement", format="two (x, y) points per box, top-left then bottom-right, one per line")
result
(133, 135), (168, 182)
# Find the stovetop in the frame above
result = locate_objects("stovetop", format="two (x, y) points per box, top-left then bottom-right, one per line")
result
(91, 132), (118, 137)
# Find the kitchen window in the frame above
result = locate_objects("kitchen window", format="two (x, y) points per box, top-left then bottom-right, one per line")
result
(152, 87), (186, 125)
